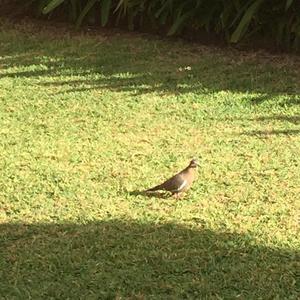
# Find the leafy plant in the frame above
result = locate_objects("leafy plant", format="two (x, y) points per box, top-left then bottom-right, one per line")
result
(16, 0), (300, 50)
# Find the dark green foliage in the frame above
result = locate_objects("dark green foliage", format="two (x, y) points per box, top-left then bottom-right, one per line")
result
(16, 0), (300, 50)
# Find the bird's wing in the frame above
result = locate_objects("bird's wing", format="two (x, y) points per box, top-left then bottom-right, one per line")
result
(160, 173), (187, 193)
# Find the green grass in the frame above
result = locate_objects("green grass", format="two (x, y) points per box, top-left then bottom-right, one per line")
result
(0, 19), (299, 299)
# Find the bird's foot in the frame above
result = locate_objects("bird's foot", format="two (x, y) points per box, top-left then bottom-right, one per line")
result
(173, 192), (184, 199)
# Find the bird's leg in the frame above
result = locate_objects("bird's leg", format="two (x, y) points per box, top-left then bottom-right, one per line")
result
(173, 192), (183, 199)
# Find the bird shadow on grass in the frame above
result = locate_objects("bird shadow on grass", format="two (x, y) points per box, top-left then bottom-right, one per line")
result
(129, 190), (171, 199)
(1, 220), (298, 299)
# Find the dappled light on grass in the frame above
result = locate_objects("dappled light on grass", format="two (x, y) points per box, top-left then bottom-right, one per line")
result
(0, 24), (299, 100)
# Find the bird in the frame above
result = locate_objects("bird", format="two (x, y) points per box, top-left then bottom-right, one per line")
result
(145, 159), (198, 198)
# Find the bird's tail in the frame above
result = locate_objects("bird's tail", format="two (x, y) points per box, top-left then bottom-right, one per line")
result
(145, 184), (162, 192)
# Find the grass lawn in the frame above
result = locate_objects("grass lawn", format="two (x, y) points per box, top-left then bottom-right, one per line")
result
(0, 19), (299, 299)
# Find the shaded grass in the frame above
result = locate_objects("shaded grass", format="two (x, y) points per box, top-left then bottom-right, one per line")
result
(1, 221), (298, 299)
(0, 19), (299, 299)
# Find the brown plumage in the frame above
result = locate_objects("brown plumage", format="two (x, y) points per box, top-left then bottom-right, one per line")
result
(145, 159), (198, 198)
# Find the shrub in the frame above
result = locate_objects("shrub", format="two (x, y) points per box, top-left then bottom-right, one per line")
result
(15, 0), (300, 50)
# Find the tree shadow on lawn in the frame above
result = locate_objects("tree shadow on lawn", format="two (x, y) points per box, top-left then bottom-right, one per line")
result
(210, 114), (300, 124)
(1, 220), (298, 299)
(249, 115), (300, 125)
(241, 129), (300, 136)
(206, 114), (300, 135)
(239, 114), (300, 136)
(0, 33), (299, 106)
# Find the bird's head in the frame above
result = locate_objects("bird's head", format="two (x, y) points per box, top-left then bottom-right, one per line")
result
(189, 159), (199, 168)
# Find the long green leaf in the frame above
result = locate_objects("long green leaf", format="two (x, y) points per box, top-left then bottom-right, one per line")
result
(230, 0), (264, 43)
(42, 0), (65, 14)
(154, 0), (171, 18)
(76, 0), (98, 28)
(285, 0), (294, 11)
(101, 0), (112, 26)
(113, 0), (125, 14)
(69, 0), (78, 21)
(167, 12), (191, 36)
